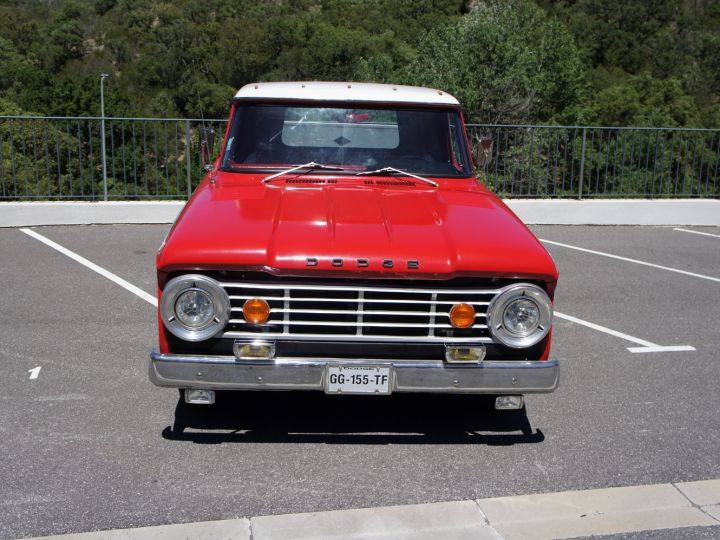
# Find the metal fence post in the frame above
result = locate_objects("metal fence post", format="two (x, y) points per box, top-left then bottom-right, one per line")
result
(100, 74), (109, 201)
(577, 127), (587, 200)
(185, 120), (192, 199)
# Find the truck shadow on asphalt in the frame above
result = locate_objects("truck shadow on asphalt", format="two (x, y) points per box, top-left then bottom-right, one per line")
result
(162, 391), (544, 445)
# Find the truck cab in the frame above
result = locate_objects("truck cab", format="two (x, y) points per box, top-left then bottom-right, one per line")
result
(150, 82), (559, 409)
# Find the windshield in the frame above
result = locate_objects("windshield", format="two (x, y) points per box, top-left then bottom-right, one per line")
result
(221, 104), (473, 177)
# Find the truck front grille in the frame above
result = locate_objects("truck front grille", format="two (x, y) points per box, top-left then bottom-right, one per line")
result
(219, 281), (498, 343)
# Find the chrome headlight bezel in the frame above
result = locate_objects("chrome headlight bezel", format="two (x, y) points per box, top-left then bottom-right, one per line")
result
(160, 274), (230, 341)
(487, 283), (553, 349)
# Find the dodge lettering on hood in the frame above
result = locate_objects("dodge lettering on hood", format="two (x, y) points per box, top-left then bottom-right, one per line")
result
(150, 82), (559, 409)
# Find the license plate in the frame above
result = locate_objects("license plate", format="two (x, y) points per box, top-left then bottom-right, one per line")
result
(325, 366), (392, 395)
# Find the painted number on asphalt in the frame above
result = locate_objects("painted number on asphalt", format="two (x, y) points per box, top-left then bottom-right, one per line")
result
(28, 366), (41, 380)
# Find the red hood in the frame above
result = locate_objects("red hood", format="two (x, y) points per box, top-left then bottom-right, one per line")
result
(158, 172), (558, 282)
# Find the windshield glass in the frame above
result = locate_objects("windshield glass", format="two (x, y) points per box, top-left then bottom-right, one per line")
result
(221, 104), (473, 177)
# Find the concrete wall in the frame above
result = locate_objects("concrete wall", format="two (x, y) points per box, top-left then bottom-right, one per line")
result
(1, 199), (719, 227)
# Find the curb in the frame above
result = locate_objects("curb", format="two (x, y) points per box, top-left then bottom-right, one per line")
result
(20, 479), (720, 540)
(1, 199), (719, 227)
(0, 201), (185, 227)
(506, 199), (720, 226)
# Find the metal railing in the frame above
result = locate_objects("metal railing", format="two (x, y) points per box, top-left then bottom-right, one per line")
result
(0, 116), (227, 200)
(466, 124), (720, 198)
(1, 116), (718, 200)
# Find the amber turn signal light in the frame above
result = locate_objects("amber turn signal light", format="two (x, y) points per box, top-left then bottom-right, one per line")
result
(449, 303), (476, 328)
(242, 298), (270, 324)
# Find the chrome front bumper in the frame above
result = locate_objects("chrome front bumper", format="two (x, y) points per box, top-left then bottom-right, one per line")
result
(149, 352), (559, 394)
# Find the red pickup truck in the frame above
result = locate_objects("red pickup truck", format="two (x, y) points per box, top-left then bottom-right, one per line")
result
(150, 82), (559, 410)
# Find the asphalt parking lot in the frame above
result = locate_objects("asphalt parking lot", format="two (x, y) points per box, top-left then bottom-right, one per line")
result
(1, 223), (719, 539)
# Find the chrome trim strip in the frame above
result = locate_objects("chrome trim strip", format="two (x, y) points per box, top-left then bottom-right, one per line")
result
(227, 319), (488, 329)
(228, 296), (491, 306)
(220, 282), (501, 295)
(428, 292), (437, 337)
(283, 287), (290, 334)
(279, 358), (444, 369)
(152, 354), (552, 370)
(219, 331), (494, 342)
(229, 307), (483, 317)
(356, 291), (364, 336)
(151, 353), (446, 367)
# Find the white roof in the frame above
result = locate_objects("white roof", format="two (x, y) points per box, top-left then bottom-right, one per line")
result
(235, 81), (460, 106)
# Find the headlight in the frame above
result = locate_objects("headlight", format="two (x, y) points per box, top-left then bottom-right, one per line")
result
(160, 274), (230, 341)
(487, 283), (552, 348)
(502, 297), (540, 335)
(175, 289), (214, 328)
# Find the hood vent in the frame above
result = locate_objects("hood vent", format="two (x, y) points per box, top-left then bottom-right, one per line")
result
(285, 178), (338, 185)
(363, 180), (416, 186)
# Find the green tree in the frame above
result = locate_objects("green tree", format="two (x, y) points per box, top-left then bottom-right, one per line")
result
(0, 0), (717, 127)
(541, 0), (720, 128)
(587, 70), (701, 127)
(0, 37), (49, 112)
(403, 0), (585, 124)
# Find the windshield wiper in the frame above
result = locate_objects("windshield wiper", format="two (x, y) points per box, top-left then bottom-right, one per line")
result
(355, 166), (438, 187)
(261, 162), (345, 183)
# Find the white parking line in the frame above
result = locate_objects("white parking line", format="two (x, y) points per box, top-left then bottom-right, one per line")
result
(20, 228), (158, 307)
(627, 345), (697, 353)
(554, 311), (654, 347)
(20, 228), (693, 354)
(554, 311), (695, 353)
(673, 227), (720, 239)
(541, 239), (720, 283)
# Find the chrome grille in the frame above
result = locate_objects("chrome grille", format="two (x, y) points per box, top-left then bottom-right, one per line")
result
(220, 281), (498, 343)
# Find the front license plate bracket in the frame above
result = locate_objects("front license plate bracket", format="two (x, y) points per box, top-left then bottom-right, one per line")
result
(324, 365), (393, 395)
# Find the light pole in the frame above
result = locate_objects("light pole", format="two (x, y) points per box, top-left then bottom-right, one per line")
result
(100, 73), (109, 201)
